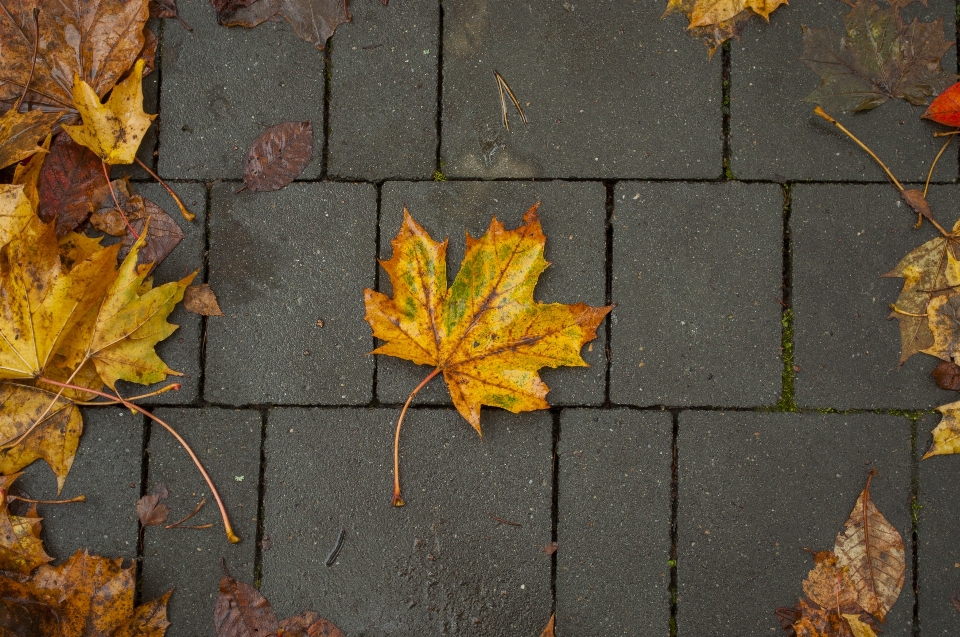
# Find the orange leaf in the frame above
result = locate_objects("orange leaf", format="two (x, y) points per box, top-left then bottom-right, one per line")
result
(923, 81), (960, 127)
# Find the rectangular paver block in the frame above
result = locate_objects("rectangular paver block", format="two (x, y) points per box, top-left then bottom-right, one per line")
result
(677, 411), (913, 636)
(205, 183), (376, 405)
(18, 408), (143, 562)
(262, 407), (553, 636)
(141, 408), (262, 637)
(157, 0), (325, 180)
(791, 184), (955, 409)
(377, 181), (607, 407)
(116, 182), (207, 405)
(328, 0), (438, 180)
(610, 182), (783, 407)
(730, 0), (957, 181)
(917, 413), (960, 635)
(557, 409), (672, 636)
(441, 1), (722, 179)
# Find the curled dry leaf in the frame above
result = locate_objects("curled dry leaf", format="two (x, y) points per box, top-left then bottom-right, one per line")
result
(136, 483), (170, 527)
(150, 0), (193, 31)
(242, 121), (313, 192)
(800, 0), (956, 112)
(662, 0), (787, 54)
(931, 360), (960, 391)
(37, 132), (108, 237)
(0, 108), (60, 170)
(0, 475), (50, 574)
(923, 400), (960, 458)
(278, 610), (345, 637)
(63, 59), (156, 165)
(833, 471), (905, 622)
(184, 284), (225, 317)
(0, 0), (150, 118)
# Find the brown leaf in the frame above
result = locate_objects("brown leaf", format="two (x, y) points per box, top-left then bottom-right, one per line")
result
(89, 179), (143, 237)
(118, 197), (185, 269)
(212, 0), (349, 49)
(278, 610), (345, 637)
(214, 564), (278, 637)
(242, 121), (313, 192)
(952, 590), (960, 612)
(37, 132), (108, 237)
(214, 0), (280, 28)
(932, 360), (960, 391)
(900, 189), (935, 226)
(776, 606), (800, 637)
(539, 613), (555, 637)
(542, 541), (558, 555)
(184, 284), (225, 317)
(0, 108), (60, 170)
(135, 483), (170, 527)
(792, 598), (853, 637)
(833, 471), (905, 622)
(140, 27), (159, 76)
(802, 550), (859, 612)
(149, 0), (192, 30)
(0, 476), (51, 574)
(0, 0), (151, 119)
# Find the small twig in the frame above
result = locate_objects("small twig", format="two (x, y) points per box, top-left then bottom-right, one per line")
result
(890, 304), (927, 318)
(134, 157), (196, 222)
(925, 136), (954, 198)
(934, 131), (960, 137)
(495, 71), (509, 131)
(8, 494), (85, 505)
(164, 496), (208, 529)
(496, 71), (527, 125)
(392, 367), (441, 506)
(74, 383), (181, 405)
(773, 295), (789, 309)
(102, 161), (140, 239)
(39, 377), (240, 543)
(13, 8), (40, 111)
(488, 512), (522, 527)
(173, 13), (192, 31)
(813, 107), (903, 191)
(325, 528), (346, 566)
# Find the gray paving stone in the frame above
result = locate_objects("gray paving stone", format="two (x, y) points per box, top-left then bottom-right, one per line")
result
(730, 0), (958, 181)
(377, 181), (607, 407)
(157, 0), (325, 180)
(917, 414), (960, 635)
(141, 408), (262, 637)
(205, 183), (376, 405)
(114, 182), (207, 406)
(262, 407), (552, 636)
(327, 0), (438, 180)
(441, 1), (722, 179)
(609, 182), (783, 407)
(556, 409), (672, 637)
(792, 184), (956, 409)
(17, 408), (142, 562)
(677, 411), (914, 636)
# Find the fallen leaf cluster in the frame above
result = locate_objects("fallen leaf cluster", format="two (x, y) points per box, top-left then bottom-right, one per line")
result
(663, 0), (788, 54)
(801, 0), (956, 112)
(777, 472), (905, 637)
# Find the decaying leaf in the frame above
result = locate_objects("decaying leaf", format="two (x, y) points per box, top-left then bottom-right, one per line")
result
(0, 108), (60, 170)
(952, 590), (960, 613)
(241, 121), (313, 192)
(12, 133), (50, 213)
(922, 293), (960, 362)
(0, 185), (33, 248)
(663, 0), (787, 54)
(0, 0), (150, 119)
(792, 598), (854, 637)
(118, 197), (185, 269)
(63, 59), (155, 165)
(833, 471), (905, 622)
(212, 0), (350, 50)
(802, 551), (858, 612)
(800, 0), (956, 112)
(931, 360), (960, 391)
(923, 81), (960, 126)
(214, 561), (343, 637)
(0, 475), (50, 574)
(150, 0), (192, 30)
(922, 399), (960, 458)
(184, 284), (225, 317)
(136, 483), (170, 527)
(539, 614), (555, 637)
(36, 132), (108, 237)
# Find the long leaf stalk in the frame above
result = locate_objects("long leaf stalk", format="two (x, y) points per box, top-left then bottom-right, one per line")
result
(392, 368), (441, 507)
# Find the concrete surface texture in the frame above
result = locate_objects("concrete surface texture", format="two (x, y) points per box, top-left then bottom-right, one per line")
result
(26, 0), (960, 635)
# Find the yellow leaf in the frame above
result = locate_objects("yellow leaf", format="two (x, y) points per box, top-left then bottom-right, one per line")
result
(689, 0), (787, 27)
(0, 108), (60, 170)
(843, 613), (878, 637)
(0, 184), (33, 250)
(0, 382), (83, 493)
(801, 550), (858, 611)
(63, 59), (155, 165)
(923, 400), (960, 459)
(365, 204), (611, 435)
(922, 293), (960, 362)
(0, 474), (52, 574)
(12, 133), (51, 213)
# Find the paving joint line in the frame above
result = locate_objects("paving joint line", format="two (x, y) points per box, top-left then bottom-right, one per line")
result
(195, 182), (213, 406)
(776, 184), (797, 412)
(721, 41), (732, 181)
(371, 182), (383, 406)
(253, 408), (269, 588)
(603, 180), (615, 407)
(549, 408), (560, 619)
(435, 0), (444, 174)
(910, 412), (921, 636)
(132, 411), (152, 607)
(321, 36), (333, 179)
(668, 409), (680, 637)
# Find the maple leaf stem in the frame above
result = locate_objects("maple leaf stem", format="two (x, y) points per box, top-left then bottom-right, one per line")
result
(38, 376), (241, 543)
(393, 367), (442, 507)
(6, 359), (90, 451)
(7, 493), (85, 505)
(814, 107), (905, 192)
(134, 157), (196, 221)
(101, 161), (140, 239)
(73, 382), (181, 406)
(13, 8), (40, 112)
(925, 136), (954, 198)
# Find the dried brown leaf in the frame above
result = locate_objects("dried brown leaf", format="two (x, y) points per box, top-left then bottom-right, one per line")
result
(539, 613), (555, 637)
(0, 108), (60, 170)
(184, 284), (224, 317)
(37, 132), (108, 237)
(833, 471), (905, 622)
(952, 590), (960, 612)
(932, 360), (960, 391)
(118, 197), (185, 269)
(278, 610), (345, 637)
(149, 0), (192, 30)
(802, 550), (859, 612)
(242, 121), (313, 192)
(212, 0), (349, 49)
(214, 565), (278, 637)
(923, 293), (960, 362)
(792, 598), (853, 637)
(135, 483), (169, 527)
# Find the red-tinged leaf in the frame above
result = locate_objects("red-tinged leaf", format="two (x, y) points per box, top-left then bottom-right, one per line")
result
(932, 361), (960, 391)
(214, 564), (278, 637)
(119, 197), (186, 269)
(37, 132), (108, 237)
(242, 121), (313, 192)
(150, 0), (193, 30)
(278, 610), (345, 637)
(923, 81), (960, 127)
(211, 0), (349, 49)
(215, 0), (281, 28)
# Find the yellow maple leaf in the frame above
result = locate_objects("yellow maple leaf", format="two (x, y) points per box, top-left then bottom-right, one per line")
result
(0, 108), (60, 170)
(12, 133), (51, 214)
(364, 204), (611, 504)
(923, 400), (960, 459)
(0, 184), (33, 249)
(663, 0), (788, 53)
(0, 473), (52, 574)
(62, 59), (155, 165)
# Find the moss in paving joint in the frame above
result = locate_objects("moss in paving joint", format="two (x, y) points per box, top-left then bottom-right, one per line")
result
(770, 308), (798, 412)
(432, 169), (447, 181)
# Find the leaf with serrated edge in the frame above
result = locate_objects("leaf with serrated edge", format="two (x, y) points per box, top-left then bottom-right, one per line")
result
(923, 81), (960, 126)
(923, 400), (960, 459)
(0, 474), (51, 573)
(922, 293), (960, 361)
(688, 0), (787, 27)
(833, 472), (905, 622)
(0, 184), (33, 250)
(12, 133), (50, 213)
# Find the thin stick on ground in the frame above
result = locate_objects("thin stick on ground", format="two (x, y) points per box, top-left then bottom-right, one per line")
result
(74, 383), (181, 406)
(134, 157), (196, 222)
(495, 71), (509, 131)
(392, 367), (441, 507)
(925, 136), (953, 198)
(496, 71), (527, 125)
(814, 107), (904, 190)
(101, 161), (140, 239)
(38, 377), (240, 543)
(165, 497), (211, 529)
(8, 494), (85, 504)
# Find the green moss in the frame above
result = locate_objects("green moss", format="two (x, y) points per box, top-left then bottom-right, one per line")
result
(772, 309), (799, 412)
(433, 169), (447, 182)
